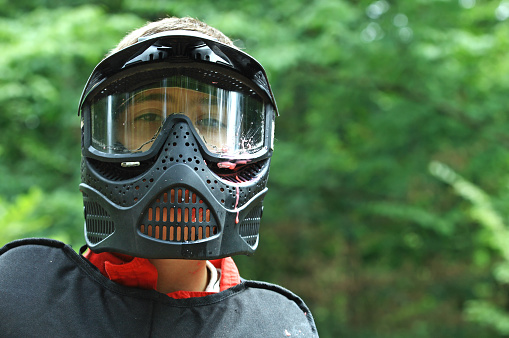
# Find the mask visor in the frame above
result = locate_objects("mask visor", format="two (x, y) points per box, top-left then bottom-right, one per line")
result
(88, 73), (267, 159)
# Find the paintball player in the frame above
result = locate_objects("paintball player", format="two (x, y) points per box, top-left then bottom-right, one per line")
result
(0, 17), (318, 337)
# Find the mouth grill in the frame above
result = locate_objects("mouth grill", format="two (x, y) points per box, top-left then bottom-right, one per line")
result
(139, 187), (218, 242)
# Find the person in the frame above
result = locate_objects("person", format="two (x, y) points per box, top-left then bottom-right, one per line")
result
(0, 17), (318, 337)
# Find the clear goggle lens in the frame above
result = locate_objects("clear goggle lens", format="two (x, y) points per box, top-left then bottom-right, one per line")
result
(89, 75), (266, 158)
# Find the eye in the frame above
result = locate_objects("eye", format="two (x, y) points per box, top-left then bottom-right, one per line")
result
(196, 117), (226, 129)
(133, 111), (163, 123)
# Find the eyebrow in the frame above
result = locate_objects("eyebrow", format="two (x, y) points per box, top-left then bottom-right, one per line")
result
(133, 92), (169, 104)
(134, 92), (217, 105)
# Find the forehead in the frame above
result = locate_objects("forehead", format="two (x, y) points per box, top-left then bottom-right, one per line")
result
(132, 87), (213, 101)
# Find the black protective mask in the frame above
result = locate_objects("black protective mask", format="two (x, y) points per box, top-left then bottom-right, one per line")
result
(78, 30), (277, 259)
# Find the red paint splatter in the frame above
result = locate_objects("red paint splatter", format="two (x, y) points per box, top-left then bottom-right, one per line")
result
(218, 162), (236, 169)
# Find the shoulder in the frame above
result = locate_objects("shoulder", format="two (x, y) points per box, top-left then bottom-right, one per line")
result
(0, 238), (84, 276)
(236, 279), (318, 336)
(0, 237), (67, 253)
(0, 237), (74, 269)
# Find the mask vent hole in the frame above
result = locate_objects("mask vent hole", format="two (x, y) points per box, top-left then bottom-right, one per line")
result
(84, 201), (115, 244)
(140, 224), (218, 241)
(139, 187), (219, 243)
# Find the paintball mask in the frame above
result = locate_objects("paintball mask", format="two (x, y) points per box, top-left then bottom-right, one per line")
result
(78, 30), (277, 259)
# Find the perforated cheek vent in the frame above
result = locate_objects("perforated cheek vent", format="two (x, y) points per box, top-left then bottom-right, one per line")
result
(239, 204), (262, 247)
(84, 198), (116, 244)
(139, 186), (219, 242)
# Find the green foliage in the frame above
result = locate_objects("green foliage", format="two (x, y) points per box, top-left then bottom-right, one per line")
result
(430, 161), (509, 335)
(3, 0), (509, 336)
(0, 188), (83, 248)
(0, 5), (144, 197)
(0, 188), (48, 241)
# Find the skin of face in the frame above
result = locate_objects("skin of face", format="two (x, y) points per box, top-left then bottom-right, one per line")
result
(116, 87), (228, 152)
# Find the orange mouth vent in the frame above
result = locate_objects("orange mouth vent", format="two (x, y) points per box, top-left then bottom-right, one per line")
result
(139, 187), (218, 242)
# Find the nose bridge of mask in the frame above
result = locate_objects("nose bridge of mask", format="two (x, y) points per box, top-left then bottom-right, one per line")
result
(166, 120), (202, 161)
(155, 113), (218, 161)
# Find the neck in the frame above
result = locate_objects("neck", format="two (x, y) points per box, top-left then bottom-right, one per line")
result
(148, 258), (209, 294)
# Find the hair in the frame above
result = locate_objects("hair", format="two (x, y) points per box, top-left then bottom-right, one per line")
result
(108, 17), (235, 56)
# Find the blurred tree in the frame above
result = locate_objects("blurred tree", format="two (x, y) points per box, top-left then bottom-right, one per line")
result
(0, 5), (144, 248)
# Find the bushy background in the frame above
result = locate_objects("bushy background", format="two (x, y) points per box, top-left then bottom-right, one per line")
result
(2, 1), (509, 336)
